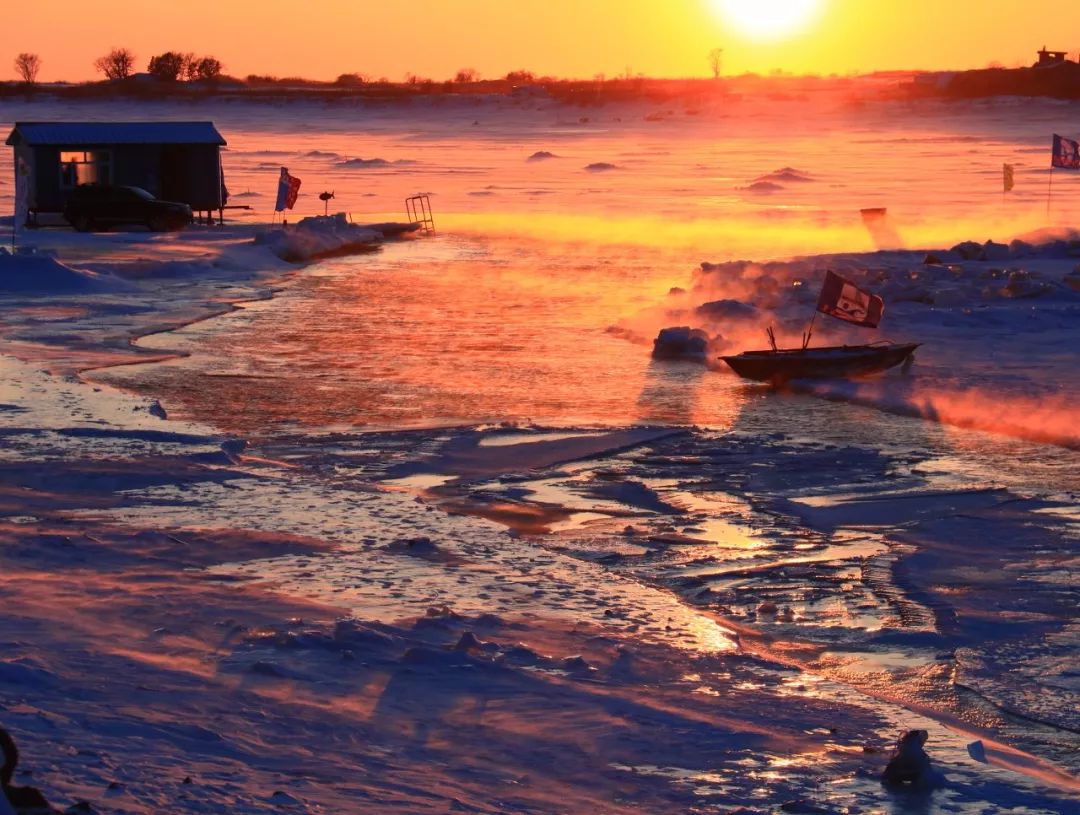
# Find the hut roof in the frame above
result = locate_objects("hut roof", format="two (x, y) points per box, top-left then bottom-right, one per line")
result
(6, 121), (226, 147)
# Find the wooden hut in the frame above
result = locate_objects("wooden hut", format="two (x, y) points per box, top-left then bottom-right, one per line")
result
(5, 121), (227, 223)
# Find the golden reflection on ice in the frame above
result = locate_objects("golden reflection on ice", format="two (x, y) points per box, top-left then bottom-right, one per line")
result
(680, 612), (740, 653)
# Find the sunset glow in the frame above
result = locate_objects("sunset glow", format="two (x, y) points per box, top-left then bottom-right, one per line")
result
(2, 0), (1077, 81)
(712, 0), (823, 41)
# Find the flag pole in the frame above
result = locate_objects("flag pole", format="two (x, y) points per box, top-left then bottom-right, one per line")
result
(1046, 167), (1054, 219)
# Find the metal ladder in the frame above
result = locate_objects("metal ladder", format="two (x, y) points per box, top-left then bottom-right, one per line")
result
(405, 194), (435, 235)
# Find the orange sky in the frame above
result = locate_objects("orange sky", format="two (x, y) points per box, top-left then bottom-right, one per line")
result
(2, 0), (1071, 82)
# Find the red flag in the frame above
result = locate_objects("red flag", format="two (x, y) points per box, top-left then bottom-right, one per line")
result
(1052, 134), (1080, 169)
(275, 167), (302, 211)
(816, 270), (884, 328)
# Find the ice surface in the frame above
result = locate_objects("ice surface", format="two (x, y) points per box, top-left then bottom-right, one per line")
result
(0, 95), (1077, 814)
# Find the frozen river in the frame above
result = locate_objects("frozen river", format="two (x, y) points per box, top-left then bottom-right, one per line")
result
(1, 92), (1076, 811)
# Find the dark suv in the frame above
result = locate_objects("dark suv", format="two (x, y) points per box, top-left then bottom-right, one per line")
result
(62, 185), (193, 232)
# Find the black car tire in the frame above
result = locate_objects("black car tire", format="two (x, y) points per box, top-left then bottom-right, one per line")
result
(71, 214), (94, 233)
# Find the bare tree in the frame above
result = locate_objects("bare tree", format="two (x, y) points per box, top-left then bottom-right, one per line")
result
(182, 55), (202, 81)
(335, 73), (368, 86)
(94, 48), (136, 80)
(454, 68), (479, 83)
(191, 56), (223, 81)
(147, 51), (187, 81)
(709, 48), (724, 79)
(14, 52), (41, 83)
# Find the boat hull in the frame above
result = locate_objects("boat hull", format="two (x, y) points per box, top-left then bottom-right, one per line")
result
(720, 343), (920, 383)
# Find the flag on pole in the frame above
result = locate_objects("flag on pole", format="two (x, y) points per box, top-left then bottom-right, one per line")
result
(816, 270), (884, 328)
(1003, 163), (1015, 192)
(274, 167), (302, 211)
(1051, 134), (1080, 169)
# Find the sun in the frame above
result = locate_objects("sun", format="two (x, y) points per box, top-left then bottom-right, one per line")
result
(712, 0), (823, 41)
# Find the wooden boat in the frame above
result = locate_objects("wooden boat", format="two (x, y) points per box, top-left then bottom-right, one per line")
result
(720, 342), (919, 383)
(720, 270), (920, 383)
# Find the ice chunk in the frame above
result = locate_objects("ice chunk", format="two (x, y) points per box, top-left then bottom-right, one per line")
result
(695, 299), (759, 321)
(652, 326), (710, 363)
(950, 240), (983, 260)
(254, 215), (382, 262)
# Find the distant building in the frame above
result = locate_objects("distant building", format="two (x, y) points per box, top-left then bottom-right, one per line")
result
(5, 121), (227, 220)
(1035, 48), (1070, 67)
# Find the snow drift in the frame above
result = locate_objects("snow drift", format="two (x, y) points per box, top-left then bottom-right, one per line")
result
(0, 249), (131, 294)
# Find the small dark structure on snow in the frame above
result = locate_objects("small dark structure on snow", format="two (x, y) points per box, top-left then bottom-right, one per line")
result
(1035, 48), (1070, 67)
(5, 121), (227, 224)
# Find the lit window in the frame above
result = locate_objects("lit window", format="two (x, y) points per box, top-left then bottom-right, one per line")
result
(60, 150), (112, 187)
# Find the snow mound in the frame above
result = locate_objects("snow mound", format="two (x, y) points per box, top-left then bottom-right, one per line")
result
(340, 157), (391, 168)
(0, 250), (131, 294)
(254, 215), (382, 262)
(339, 157), (416, 169)
(743, 180), (783, 193)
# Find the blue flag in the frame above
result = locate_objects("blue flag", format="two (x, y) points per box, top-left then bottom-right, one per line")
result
(1052, 134), (1080, 169)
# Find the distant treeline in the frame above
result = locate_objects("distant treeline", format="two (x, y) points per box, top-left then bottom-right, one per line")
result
(903, 63), (1080, 100)
(0, 72), (897, 106)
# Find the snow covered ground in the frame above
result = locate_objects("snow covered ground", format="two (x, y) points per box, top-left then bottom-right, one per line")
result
(2, 351), (1077, 813)
(1, 97), (1078, 813)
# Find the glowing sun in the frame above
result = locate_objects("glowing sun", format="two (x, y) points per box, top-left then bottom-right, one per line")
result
(712, 0), (823, 40)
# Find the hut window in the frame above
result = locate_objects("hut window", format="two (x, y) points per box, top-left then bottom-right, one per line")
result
(59, 150), (112, 187)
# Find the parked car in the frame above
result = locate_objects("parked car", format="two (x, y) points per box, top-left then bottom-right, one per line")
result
(62, 185), (193, 232)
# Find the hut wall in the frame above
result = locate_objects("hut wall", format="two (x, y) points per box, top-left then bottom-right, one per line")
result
(30, 146), (62, 210)
(160, 145), (222, 209)
(24, 143), (223, 212)
(112, 145), (165, 195)
(9, 144), (37, 209)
